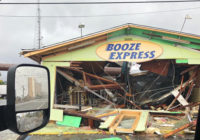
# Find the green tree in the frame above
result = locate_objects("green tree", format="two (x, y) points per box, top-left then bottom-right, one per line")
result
(0, 80), (4, 85)
(0, 72), (4, 85)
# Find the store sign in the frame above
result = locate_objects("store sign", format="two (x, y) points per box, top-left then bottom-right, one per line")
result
(96, 41), (163, 62)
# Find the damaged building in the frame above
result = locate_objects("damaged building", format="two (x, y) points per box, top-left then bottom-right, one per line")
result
(21, 23), (200, 138)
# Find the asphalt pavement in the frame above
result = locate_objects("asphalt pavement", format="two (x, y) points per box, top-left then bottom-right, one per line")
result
(16, 99), (48, 111)
(0, 130), (19, 140)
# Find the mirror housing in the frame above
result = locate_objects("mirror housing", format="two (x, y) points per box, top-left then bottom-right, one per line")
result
(5, 64), (50, 135)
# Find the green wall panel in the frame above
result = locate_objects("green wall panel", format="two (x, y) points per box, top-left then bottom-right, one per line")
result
(42, 61), (70, 121)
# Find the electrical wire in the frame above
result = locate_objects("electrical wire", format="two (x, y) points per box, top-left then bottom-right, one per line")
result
(0, 1), (200, 5)
(89, 63), (118, 110)
(137, 61), (169, 102)
(0, 6), (200, 18)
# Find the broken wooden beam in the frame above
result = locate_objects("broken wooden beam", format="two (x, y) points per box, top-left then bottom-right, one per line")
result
(84, 86), (116, 105)
(169, 102), (200, 111)
(89, 84), (121, 90)
(57, 68), (82, 87)
(85, 72), (116, 84)
(151, 114), (182, 120)
(57, 68), (115, 105)
(167, 76), (185, 110)
(166, 70), (197, 110)
(180, 66), (198, 75)
(96, 110), (119, 118)
(109, 110), (141, 134)
(163, 120), (196, 139)
(66, 67), (116, 84)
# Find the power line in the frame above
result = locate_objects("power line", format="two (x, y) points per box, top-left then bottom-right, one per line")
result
(0, 6), (200, 18)
(0, 0), (200, 5)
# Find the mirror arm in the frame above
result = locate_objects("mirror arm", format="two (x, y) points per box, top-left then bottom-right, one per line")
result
(0, 106), (8, 131)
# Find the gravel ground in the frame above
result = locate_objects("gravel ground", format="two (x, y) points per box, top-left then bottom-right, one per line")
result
(0, 130), (19, 140)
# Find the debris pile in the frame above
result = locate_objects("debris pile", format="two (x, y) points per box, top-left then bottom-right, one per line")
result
(53, 60), (200, 139)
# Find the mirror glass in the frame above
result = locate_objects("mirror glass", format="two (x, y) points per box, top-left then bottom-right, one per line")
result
(16, 111), (44, 132)
(15, 66), (48, 112)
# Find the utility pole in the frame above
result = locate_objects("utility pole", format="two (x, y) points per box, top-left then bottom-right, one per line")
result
(37, 0), (41, 49)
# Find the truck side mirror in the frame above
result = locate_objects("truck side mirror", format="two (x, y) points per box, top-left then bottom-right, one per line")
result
(5, 64), (50, 135)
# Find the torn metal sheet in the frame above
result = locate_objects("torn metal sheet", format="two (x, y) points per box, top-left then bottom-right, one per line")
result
(140, 60), (170, 76)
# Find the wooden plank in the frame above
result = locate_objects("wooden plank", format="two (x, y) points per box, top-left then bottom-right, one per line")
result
(65, 67), (116, 84)
(167, 70), (197, 110)
(135, 111), (149, 132)
(151, 114), (182, 120)
(108, 110), (142, 134)
(85, 72), (116, 84)
(180, 66), (198, 75)
(56, 68), (117, 105)
(171, 90), (188, 106)
(163, 120), (196, 139)
(96, 110), (119, 118)
(113, 111), (141, 134)
(109, 114), (123, 135)
(99, 116), (116, 129)
(89, 84), (120, 90)
(168, 75), (185, 109)
(169, 102), (200, 111)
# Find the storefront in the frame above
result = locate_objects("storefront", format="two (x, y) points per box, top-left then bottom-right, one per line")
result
(22, 23), (200, 122)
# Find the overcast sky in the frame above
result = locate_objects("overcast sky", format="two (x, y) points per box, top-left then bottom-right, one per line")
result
(0, 0), (200, 80)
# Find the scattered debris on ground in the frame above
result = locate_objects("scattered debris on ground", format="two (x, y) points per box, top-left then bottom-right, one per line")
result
(36, 60), (200, 139)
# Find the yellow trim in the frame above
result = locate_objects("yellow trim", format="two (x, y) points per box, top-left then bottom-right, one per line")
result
(24, 25), (129, 57)
(129, 24), (200, 40)
(24, 24), (200, 58)
(29, 131), (110, 135)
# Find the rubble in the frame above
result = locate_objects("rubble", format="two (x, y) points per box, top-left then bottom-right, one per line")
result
(51, 60), (200, 138)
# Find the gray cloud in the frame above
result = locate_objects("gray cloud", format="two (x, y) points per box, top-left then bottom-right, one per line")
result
(0, 0), (200, 80)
